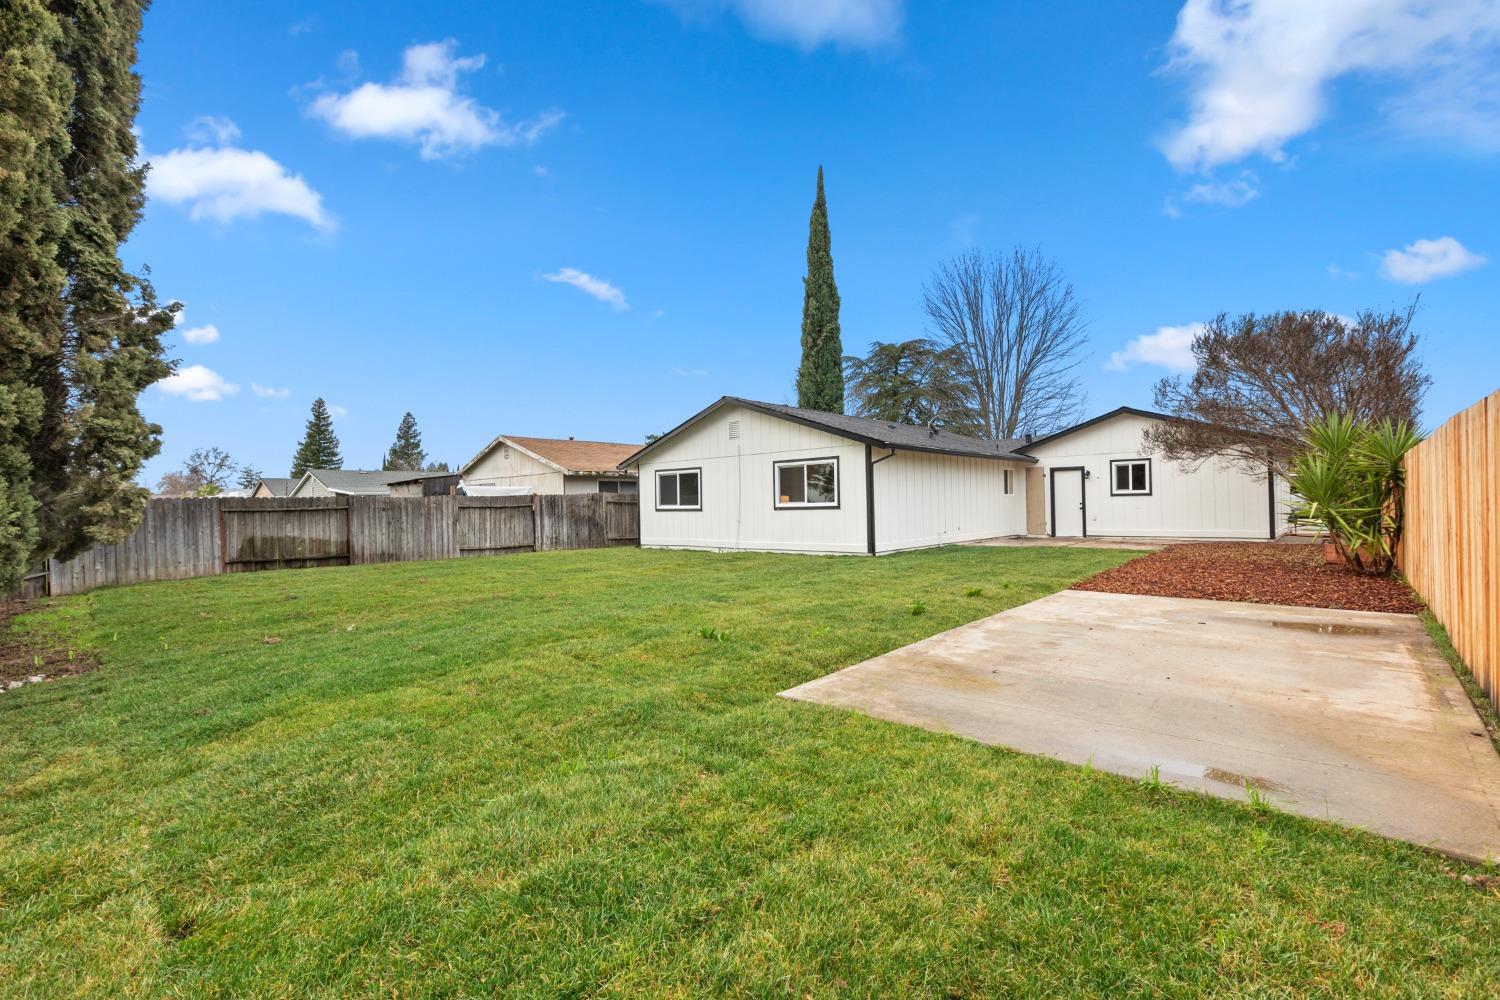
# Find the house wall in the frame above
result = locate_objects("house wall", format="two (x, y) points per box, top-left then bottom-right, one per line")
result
(562, 475), (639, 495)
(291, 476), (332, 498)
(636, 404), (867, 554)
(872, 449), (1028, 553)
(1024, 412), (1295, 539)
(465, 444), (566, 494)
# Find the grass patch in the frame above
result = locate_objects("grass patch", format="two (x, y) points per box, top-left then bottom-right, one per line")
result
(2, 546), (1497, 997)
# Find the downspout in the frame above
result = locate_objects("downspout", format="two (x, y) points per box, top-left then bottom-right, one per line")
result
(866, 446), (894, 555)
(1266, 458), (1276, 541)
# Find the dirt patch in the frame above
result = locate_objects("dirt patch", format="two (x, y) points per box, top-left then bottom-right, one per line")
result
(0, 598), (98, 687)
(1073, 543), (1424, 614)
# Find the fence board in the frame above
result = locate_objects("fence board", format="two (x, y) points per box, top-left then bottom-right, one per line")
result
(39, 494), (639, 595)
(1399, 389), (1497, 711)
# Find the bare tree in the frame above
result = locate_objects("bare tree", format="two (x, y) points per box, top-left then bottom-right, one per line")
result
(155, 447), (240, 497)
(1144, 305), (1430, 475)
(922, 247), (1088, 439)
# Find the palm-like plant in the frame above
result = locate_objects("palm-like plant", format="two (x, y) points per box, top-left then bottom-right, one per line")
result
(1289, 414), (1422, 574)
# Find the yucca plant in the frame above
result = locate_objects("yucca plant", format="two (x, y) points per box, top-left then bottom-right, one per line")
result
(1289, 413), (1422, 574)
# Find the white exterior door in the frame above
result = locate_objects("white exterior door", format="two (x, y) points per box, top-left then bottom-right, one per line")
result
(1051, 468), (1085, 537)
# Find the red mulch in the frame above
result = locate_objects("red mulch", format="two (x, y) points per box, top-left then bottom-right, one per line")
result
(0, 598), (98, 686)
(1073, 542), (1425, 614)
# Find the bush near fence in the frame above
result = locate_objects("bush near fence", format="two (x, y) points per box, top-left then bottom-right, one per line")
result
(39, 494), (639, 597)
(1400, 388), (1498, 711)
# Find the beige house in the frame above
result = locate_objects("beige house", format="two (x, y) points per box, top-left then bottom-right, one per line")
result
(461, 436), (640, 495)
(288, 469), (445, 498)
(250, 477), (296, 498)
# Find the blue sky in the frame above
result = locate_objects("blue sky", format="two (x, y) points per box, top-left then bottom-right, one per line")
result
(131, 0), (1499, 483)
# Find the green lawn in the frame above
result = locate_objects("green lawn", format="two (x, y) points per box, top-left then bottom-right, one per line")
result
(2, 546), (1496, 997)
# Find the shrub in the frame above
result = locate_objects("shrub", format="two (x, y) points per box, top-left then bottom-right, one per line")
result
(1289, 413), (1421, 575)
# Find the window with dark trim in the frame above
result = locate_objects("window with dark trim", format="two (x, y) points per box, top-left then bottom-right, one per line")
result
(1110, 458), (1151, 496)
(656, 468), (701, 510)
(774, 457), (839, 509)
(1003, 469), (1015, 495)
(598, 480), (619, 494)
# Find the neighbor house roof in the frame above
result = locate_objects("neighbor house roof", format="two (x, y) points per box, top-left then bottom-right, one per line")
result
(462, 435), (641, 477)
(253, 477), (296, 497)
(619, 397), (1037, 468)
(293, 469), (443, 495)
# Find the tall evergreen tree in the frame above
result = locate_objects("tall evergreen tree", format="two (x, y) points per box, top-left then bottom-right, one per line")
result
(291, 398), (343, 476)
(0, 0), (173, 588)
(382, 412), (428, 471)
(794, 166), (843, 414)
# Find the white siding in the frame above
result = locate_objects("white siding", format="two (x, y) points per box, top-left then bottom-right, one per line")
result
(636, 405), (867, 554)
(873, 450), (1028, 553)
(563, 475), (639, 495)
(1025, 413), (1288, 539)
(465, 444), (566, 494)
(291, 475), (332, 498)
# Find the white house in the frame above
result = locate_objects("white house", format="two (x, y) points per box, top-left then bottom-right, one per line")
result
(461, 436), (640, 495)
(619, 397), (1034, 555)
(1017, 407), (1295, 540)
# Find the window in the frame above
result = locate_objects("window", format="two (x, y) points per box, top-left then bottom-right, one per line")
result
(598, 480), (619, 494)
(774, 457), (839, 508)
(655, 468), (701, 510)
(1003, 469), (1015, 495)
(1110, 459), (1151, 496)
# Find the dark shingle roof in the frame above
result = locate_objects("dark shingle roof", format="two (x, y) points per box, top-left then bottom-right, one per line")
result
(620, 397), (1036, 467)
(303, 469), (442, 494)
(254, 477), (296, 496)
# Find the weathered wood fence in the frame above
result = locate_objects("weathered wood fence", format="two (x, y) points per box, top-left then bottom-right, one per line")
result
(1399, 388), (1498, 711)
(41, 494), (639, 596)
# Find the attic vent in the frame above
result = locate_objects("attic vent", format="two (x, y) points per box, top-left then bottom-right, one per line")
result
(502, 445), (511, 460)
(728, 420), (740, 440)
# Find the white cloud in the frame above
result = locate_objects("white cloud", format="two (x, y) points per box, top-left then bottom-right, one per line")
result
(1106, 323), (1203, 373)
(1159, 0), (1500, 171)
(542, 268), (629, 311)
(180, 323), (220, 344)
(671, 367), (709, 377)
(1327, 262), (1359, 280)
(186, 115), (241, 146)
(662, 0), (902, 49)
(1184, 172), (1259, 208)
(251, 383), (291, 399)
(1380, 236), (1487, 284)
(157, 364), (239, 402)
(309, 40), (564, 159)
(147, 119), (332, 230)
(328, 404), (349, 418)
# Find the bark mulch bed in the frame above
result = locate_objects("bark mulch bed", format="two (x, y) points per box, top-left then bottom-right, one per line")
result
(0, 598), (97, 688)
(1073, 542), (1425, 614)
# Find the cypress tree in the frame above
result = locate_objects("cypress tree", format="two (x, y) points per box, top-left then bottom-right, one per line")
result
(0, 0), (173, 586)
(382, 412), (427, 471)
(291, 398), (343, 476)
(795, 166), (843, 414)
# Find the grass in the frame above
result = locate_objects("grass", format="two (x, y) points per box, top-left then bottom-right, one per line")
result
(1422, 610), (1500, 757)
(2, 545), (1497, 997)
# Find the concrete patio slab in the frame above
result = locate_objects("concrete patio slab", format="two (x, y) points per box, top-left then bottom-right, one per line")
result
(782, 590), (1500, 862)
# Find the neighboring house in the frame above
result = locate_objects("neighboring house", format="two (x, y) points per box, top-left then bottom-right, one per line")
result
(288, 469), (443, 497)
(388, 472), (461, 497)
(1016, 406), (1295, 540)
(251, 477), (296, 498)
(619, 397), (1034, 555)
(461, 435), (640, 495)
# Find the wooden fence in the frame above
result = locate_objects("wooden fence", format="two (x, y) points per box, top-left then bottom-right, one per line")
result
(42, 493), (638, 596)
(1399, 388), (1498, 711)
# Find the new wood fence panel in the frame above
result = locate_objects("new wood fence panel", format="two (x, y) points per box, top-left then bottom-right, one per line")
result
(1399, 389), (1497, 710)
(605, 495), (640, 546)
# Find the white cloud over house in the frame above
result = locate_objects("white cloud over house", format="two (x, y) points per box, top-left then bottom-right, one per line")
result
(252, 384), (291, 399)
(1105, 323), (1203, 373)
(157, 364), (239, 402)
(309, 40), (564, 159)
(147, 119), (332, 230)
(1380, 236), (1487, 284)
(542, 268), (629, 311)
(180, 322), (220, 344)
(1159, 0), (1500, 171)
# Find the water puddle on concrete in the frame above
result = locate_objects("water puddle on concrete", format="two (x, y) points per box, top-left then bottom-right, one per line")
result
(1270, 620), (1383, 636)
(1202, 766), (1290, 794)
